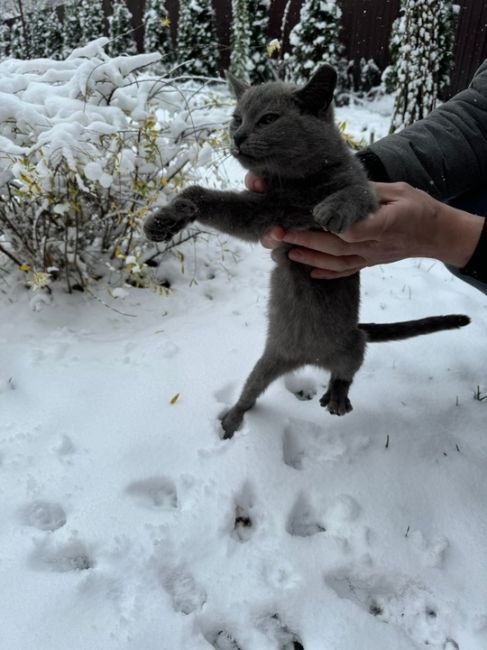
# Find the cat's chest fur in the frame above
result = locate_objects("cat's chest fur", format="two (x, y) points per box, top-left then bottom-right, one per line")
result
(254, 172), (361, 331)
(268, 243), (361, 343)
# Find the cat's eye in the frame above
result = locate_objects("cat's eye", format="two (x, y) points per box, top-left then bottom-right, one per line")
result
(258, 113), (279, 126)
(232, 113), (242, 125)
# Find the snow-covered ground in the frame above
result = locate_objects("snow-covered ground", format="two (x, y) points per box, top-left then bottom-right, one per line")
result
(1, 98), (487, 650)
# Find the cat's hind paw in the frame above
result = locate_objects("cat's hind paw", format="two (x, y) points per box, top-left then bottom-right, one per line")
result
(220, 408), (244, 440)
(320, 390), (353, 416)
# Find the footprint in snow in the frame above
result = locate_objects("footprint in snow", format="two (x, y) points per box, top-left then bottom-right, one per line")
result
(203, 629), (242, 650)
(231, 482), (256, 542)
(258, 613), (304, 649)
(408, 529), (449, 568)
(23, 500), (67, 531)
(30, 537), (94, 572)
(158, 340), (179, 359)
(326, 495), (361, 524)
(161, 567), (207, 614)
(126, 476), (178, 510)
(286, 493), (325, 537)
(324, 567), (459, 649)
(282, 426), (307, 470)
(0, 377), (15, 393)
(282, 420), (370, 470)
(214, 382), (238, 405)
(53, 434), (76, 458)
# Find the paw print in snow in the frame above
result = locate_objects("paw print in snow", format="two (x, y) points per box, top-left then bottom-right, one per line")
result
(30, 537), (94, 572)
(231, 482), (256, 543)
(286, 493), (325, 537)
(23, 500), (67, 531)
(324, 567), (460, 649)
(161, 567), (207, 615)
(258, 613), (304, 649)
(126, 476), (178, 510)
(409, 529), (449, 568)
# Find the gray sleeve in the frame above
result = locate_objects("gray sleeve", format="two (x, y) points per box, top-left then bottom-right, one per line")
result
(363, 59), (487, 200)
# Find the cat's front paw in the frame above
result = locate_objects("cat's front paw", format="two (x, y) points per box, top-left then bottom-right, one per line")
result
(312, 197), (360, 233)
(143, 198), (197, 242)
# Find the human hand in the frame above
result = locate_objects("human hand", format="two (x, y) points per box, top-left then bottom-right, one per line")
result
(246, 175), (484, 277)
(267, 182), (442, 278)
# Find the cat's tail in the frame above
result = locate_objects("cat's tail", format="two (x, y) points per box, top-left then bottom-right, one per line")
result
(358, 314), (470, 342)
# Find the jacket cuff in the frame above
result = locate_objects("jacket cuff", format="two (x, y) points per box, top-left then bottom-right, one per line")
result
(459, 216), (487, 283)
(355, 149), (390, 182)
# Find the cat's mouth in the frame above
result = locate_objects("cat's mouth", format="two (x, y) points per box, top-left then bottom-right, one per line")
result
(230, 145), (257, 161)
(232, 150), (268, 173)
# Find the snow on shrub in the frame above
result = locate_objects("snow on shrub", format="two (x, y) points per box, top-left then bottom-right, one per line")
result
(0, 39), (229, 293)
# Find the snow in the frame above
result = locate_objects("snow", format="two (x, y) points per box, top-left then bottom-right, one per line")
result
(1, 98), (487, 650)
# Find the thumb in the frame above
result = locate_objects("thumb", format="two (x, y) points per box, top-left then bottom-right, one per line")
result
(245, 172), (267, 193)
(337, 211), (386, 243)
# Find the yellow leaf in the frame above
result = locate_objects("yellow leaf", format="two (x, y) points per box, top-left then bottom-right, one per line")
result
(170, 393), (180, 404)
(161, 16), (171, 27)
(19, 264), (30, 272)
(266, 39), (281, 57)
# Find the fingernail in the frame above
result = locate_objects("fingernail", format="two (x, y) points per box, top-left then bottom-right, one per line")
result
(288, 249), (302, 261)
(271, 232), (284, 241)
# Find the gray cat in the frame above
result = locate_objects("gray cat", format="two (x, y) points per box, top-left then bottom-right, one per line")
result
(143, 65), (469, 439)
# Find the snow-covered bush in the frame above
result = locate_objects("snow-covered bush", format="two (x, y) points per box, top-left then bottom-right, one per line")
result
(143, 0), (174, 65)
(356, 57), (381, 94)
(229, 0), (252, 83)
(0, 22), (9, 59)
(63, 0), (105, 56)
(389, 0), (457, 132)
(247, 0), (273, 83)
(229, 0), (274, 84)
(385, 0), (459, 97)
(176, 0), (220, 78)
(0, 39), (229, 293)
(381, 11), (404, 94)
(108, 0), (138, 57)
(7, 16), (29, 59)
(288, 0), (347, 92)
(1, 7), (64, 61)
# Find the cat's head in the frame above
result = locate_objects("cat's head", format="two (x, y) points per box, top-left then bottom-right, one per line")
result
(226, 65), (340, 178)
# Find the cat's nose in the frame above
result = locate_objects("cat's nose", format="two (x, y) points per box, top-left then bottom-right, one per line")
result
(233, 131), (247, 148)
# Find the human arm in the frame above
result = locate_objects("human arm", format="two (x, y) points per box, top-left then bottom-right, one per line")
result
(356, 59), (487, 200)
(252, 60), (487, 290)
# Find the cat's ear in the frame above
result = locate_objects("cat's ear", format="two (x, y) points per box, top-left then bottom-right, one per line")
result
(225, 70), (249, 100)
(293, 64), (337, 114)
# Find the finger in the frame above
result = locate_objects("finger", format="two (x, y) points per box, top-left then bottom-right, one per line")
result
(288, 247), (366, 272)
(261, 226), (286, 249)
(245, 172), (267, 193)
(282, 229), (353, 256)
(310, 266), (363, 280)
(337, 212), (387, 243)
(371, 181), (409, 202)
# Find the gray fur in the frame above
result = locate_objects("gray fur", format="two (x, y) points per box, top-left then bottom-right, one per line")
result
(144, 65), (469, 439)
